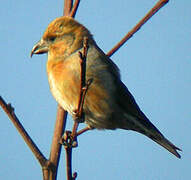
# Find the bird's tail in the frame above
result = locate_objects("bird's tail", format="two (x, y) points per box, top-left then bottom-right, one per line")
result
(121, 114), (181, 158)
(149, 134), (181, 158)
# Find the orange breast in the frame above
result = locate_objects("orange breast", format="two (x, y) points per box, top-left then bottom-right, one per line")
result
(46, 54), (112, 120)
(47, 57), (81, 114)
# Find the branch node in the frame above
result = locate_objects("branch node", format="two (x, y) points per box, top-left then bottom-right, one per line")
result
(61, 131), (78, 148)
(7, 103), (15, 113)
(72, 172), (78, 179)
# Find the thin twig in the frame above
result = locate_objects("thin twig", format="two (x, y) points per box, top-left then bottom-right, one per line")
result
(64, 37), (90, 180)
(71, 37), (90, 137)
(0, 96), (47, 167)
(69, 0), (81, 17)
(66, 147), (73, 180)
(61, 131), (78, 180)
(64, 0), (73, 16)
(63, 131), (74, 180)
(107, 0), (169, 57)
(76, 37), (89, 119)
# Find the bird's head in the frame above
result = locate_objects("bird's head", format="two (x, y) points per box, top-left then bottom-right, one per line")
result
(31, 16), (92, 58)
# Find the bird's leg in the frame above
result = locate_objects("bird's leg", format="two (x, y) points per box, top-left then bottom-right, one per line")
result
(71, 120), (79, 139)
(76, 126), (94, 136)
(61, 123), (93, 149)
(61, 131), (77, 148)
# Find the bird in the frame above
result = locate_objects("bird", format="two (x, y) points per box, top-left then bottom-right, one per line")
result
(31, 16), (181, 158)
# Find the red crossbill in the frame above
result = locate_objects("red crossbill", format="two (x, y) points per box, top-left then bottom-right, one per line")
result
(31, 16), (181, 158)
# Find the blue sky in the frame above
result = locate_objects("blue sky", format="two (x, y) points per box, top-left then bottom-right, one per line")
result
(0, 0), (190, 179)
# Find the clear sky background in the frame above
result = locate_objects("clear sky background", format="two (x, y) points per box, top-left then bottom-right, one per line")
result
(0, 0), (190, 179)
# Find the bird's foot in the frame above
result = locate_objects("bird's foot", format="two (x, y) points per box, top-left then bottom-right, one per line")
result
(60, 130), (78, 148)
(60, 125), (93, 148)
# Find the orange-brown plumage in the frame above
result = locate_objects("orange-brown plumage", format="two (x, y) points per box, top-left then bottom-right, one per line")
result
(31, 16), (181, 158)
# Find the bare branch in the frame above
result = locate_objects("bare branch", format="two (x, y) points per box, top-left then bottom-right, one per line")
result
(49, 105), (68, 179)
(63, 131), (76, 180)
(107, 0), (169, 57)
(71, 37), (92, 137)
(0, 96), (47, 167)
(64, 0), (73, 16)
(76, 37), (89, 120)
(70, 0), (81, 17)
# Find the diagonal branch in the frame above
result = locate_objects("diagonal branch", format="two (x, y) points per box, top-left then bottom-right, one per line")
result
(69, 0), (81, 17)
(107, 0), (169, 57)
(0, 96), (47, 167)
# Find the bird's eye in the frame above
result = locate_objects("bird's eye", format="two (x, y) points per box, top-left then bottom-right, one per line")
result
(49, 36), (56, 42)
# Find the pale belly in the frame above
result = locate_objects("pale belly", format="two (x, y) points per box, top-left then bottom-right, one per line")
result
(48, 72), (77, 115)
